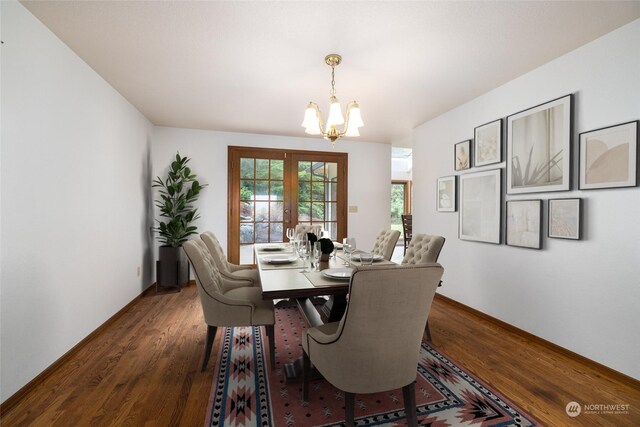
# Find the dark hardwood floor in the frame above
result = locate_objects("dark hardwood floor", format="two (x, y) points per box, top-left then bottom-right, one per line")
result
(1, 282), (638, 426)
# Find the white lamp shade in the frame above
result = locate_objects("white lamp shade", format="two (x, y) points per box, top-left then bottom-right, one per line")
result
(344, 125), (360, 137)
(346, 102), (364, 128)
(326, 97), (344, 127)
(302, 105), (321, 135)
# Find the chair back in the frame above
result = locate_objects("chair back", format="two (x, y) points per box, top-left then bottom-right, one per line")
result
(183, 239), (224, 298)
(402, 234), (445, 264)
(370, 229), (400, 260)
(294, 224), (322, 237)
(308, 264), (443, 394)
(201, 231), (232, 274)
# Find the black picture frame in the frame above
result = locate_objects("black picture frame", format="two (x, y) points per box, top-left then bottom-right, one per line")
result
(454, 139), (471, 171)
(506, 94), (573, 194)
(474, 119), (502, 167)
(505, 199), (542, 249)
(436, 175), (456, 212)
(548, 198), (582, 240)
(458, 169), (501, 244)
(578, 120), (638, 190)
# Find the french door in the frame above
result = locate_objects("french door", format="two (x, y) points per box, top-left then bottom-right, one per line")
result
(228, 146), (348, 265)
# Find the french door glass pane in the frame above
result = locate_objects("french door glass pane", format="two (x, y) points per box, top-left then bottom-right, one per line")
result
(297, 161), (338, 237)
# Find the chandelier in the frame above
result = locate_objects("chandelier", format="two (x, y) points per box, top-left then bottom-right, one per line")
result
(301, 54), (364, 144)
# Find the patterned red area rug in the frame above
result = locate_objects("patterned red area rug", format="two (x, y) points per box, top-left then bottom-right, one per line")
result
(205, 307), (538, 426)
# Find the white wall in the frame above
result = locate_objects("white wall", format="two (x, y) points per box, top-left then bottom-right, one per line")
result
(413, 19), (640, 379)
(1, 1), (155, 402)
(152, 127), (391, 256)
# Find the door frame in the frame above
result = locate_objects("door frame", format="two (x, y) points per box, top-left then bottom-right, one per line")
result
(392, 180), (412, 214)
(227, 146), (348, 264)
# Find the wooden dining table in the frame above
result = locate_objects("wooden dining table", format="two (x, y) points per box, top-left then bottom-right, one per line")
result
(255, 243), (395, 380)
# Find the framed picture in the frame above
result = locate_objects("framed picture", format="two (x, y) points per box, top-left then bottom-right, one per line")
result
(474, 119), (502, 166)
(436, 176), (456, 212)
(454, 140), (471, 171)
(506, 94), (572, 194)
(459, 169), (501, 244)
(548, 198), (582, 240)
(579, 120), (638, 190)
(506, 199), (542, 249)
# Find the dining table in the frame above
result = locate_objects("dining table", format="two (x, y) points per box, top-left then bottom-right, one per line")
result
(255, 242), (396, 380)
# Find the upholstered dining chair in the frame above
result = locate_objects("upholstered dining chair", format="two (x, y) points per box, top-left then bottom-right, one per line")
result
(183, 238), (276, 371)
(401, 214), (413, 255)
(401, 234), (446, 340)
(302, 264), (444, 427)
(201, 231), (261, 285)
(294, 224), (322, 237)
(370, 229), (401, 261)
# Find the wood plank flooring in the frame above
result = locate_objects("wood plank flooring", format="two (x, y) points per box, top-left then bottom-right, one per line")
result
(1, 282), (639, 426)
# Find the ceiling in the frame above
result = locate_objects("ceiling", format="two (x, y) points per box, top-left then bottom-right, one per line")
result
(21, 1), (640, 146)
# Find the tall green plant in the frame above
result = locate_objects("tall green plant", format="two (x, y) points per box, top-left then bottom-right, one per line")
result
(153, 152), (207, 247)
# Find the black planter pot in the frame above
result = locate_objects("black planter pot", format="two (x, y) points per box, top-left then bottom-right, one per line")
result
(156, 245), (189, 290)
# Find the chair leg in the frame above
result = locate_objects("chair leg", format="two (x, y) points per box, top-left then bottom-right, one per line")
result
(266, 324), (276, 370)
(202, 325), (217, 372)
(302, 351), (310, 402)
(402, 382), (418, 427)
(345, 392), (355, 427)
(425, 320), (432, 341)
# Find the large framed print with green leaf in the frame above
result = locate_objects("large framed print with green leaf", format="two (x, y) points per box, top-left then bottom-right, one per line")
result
(458, 169), (501, 244)
(507, 94), (572, 194)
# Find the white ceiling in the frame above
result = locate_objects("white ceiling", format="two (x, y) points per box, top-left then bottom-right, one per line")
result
(21, 1), (640, 146)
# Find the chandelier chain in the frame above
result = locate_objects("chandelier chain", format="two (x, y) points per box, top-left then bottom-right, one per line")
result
(330, 66), (336, 96)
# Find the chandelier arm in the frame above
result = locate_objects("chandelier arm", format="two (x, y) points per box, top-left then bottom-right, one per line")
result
(309, 102), (326, 135)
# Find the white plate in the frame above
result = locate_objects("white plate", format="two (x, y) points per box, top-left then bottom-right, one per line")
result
(332, 241), (343, 249)
(261, 245), (285, 252)
(350, 253), (384, 262)
(321, 268), (354, 280)
(264, 255), (298, 264)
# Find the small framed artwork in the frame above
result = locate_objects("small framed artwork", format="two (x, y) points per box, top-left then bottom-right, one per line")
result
(507, 94), (572, 194)
(474, 119), (502, 166)
(459, 169), (501, 244)
(454, 140), (471, 171)
(436, 176), (456, 212)
(506, 199), (542, 249)
(579, 120), (638, 190)
(548, 198), (582, 240)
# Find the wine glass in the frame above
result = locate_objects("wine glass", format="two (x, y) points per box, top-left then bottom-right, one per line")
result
(297, 240), (311, 273)
(312, 241), (322, 271)
(342, 238), (351, 266)
(286, 228), (294, 248)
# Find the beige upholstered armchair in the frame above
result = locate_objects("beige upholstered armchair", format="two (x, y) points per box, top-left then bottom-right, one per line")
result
(183, 238), (276, 371)
(201, 231), (260, 285)
(370, 229), (400, 261)
(302, 264), (444, 427)
(401, 234), (446, 340)
(294, 224), (322, 237)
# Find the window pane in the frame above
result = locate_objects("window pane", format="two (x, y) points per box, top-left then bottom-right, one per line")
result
(240, 180), (254, 200)
(256, 159), (270, 179)
(270, 223), (283, 242)
(326, 202), (337, 221)
(312, 182), (324, 201)
(298, 181), (310, 201)
(255, 180), (269, 198)
(270, 202), (283, 221)
(324, 222), (337, 241)
(270, 181), (283, 200)
(270, 160), (284, 180)
(325, 162), (338, 181)
(240, 224), (254, 244)
(240, 158), (254, 179)
(240, 201), (254, 222)
(298, 161), (311, 180)
(256, 223), (269, 243)
(311, 203), (324, 221)
(328, 183), (338, 202)
(311, 162), (324, 181)
(255, 202), (269, 222)
(298, 202), (311, 221)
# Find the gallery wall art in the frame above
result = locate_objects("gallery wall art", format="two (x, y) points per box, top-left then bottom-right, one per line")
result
(454, 140), (471, 171)
(474, 119), (502, 167)
(459, 169), (501, 244)
(506, 199), (542, 249)
(548, 198), (582, 240)
(579, 120), (638, 190)
(436, 176), (456, 212)
(507, 95), (572, 194)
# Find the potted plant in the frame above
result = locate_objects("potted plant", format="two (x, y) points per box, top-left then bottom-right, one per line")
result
(153, 152), (206, 289)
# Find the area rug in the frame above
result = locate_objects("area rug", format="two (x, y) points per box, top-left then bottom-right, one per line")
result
(205, 307), (538, 426)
